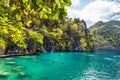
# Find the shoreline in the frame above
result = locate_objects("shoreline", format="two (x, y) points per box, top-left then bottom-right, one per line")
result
(0, 50), (95, 58)
(0, 53), (39, 58)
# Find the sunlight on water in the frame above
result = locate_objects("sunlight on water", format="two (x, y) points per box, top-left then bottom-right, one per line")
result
(0, 50), (120, 80)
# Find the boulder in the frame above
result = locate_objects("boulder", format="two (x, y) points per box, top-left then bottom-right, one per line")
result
(0, 48), (5, 54)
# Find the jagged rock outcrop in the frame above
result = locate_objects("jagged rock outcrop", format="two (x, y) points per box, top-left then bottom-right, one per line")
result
(0, 48), (4, 54)
(0, 19), (94, 54)
(90, 20), (120, 50)
(41, 19), (94, 52)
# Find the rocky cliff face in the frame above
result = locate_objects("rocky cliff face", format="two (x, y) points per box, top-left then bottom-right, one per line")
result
(90, 20), (120, 50)
(41, 19), (94, 52)
(0, 19), (94, 54)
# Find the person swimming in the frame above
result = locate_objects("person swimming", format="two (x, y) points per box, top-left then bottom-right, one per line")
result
(60, 62), (64, 64)
(34, 59), (38, 62)
(51, 60), (54, 64)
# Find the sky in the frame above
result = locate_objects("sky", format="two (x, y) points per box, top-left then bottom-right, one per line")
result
(67, 0), (120, 27)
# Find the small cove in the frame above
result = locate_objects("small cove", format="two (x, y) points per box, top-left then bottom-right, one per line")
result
(0, 50), (120, 80)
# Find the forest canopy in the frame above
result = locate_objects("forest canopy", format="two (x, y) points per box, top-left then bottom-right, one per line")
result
(0, 0), (71, 50)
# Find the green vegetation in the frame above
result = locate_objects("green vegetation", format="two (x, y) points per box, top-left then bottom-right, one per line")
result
(0, 0), (94, 54)
(43, 19), (94, 51)
(90, 20), (120, 50)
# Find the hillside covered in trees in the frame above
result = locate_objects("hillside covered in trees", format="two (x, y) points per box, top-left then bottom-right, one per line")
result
(0, 0), (94, 55)
(90, 20), (120, 50)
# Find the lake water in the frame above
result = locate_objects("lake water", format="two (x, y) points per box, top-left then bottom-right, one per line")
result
(0, 50), (120, 80)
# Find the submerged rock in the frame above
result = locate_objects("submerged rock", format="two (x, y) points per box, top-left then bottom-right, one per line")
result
(5, 58), (14, 61)
(18, 72), (27, 77)
(0, 71), (9, 77)
(7, 61), (16, 65)
(13, 66), (23, 72)
(17, 72), (31, 78)
(117, 70), (120, 74)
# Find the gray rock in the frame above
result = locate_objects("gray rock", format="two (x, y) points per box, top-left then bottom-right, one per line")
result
(0, 48), (5, 54)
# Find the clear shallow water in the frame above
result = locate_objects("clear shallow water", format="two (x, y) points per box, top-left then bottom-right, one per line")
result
(0, 50), (120, 80)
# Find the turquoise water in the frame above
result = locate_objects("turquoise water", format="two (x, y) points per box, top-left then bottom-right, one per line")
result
(0, 50), (120, 80)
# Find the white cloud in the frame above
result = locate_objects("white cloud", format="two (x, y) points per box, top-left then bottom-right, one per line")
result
(80, 0), (114, 22)
(67, 8), (80, 18)
(71, 0), (80, 7)
(67, 0), (120, 27)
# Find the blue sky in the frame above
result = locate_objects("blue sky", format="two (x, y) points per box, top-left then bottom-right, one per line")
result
(67, 0), (120, 27)
(69, 0), (93, 10)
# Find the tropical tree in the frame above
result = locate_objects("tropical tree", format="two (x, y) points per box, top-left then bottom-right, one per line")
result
(0, 0), (71, 51)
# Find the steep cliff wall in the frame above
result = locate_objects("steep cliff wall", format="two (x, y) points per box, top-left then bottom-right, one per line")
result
(0, 18), (94, 54)
(90, 20), (120, 50)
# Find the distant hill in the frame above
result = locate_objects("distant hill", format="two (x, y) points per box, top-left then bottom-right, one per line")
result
(89, 20), (120, 50)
